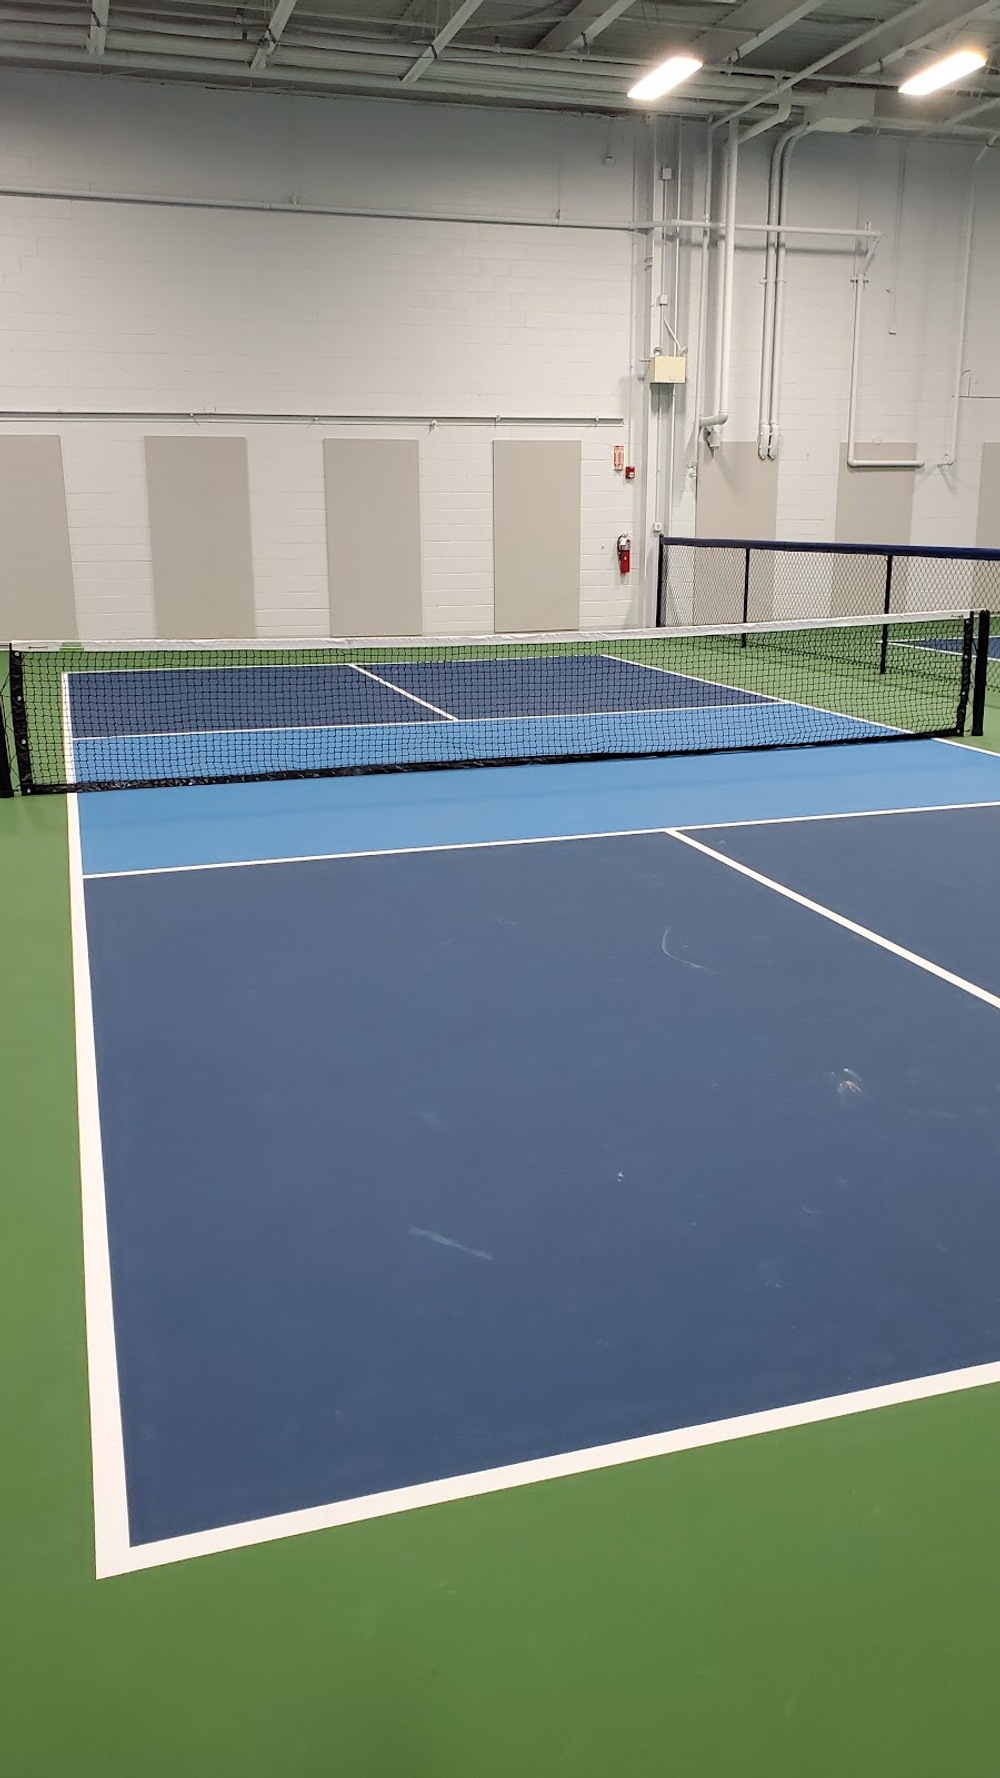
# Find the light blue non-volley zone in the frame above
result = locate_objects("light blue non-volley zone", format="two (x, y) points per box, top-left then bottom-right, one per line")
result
(65, 652), (890, 784)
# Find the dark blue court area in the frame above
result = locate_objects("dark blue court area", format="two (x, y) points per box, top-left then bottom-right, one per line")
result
(82, 801), (1000, 1550)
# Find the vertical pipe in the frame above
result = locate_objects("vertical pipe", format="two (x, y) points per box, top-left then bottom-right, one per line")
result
(700, 121), (738, 434)
(689, 124), (713, 468)
(971, 608), (991, 736)
(662, 120), (683, 539)
(879, 554), (894, 675)
(767, 129), (810, 460)
(943, 139), (994, 469)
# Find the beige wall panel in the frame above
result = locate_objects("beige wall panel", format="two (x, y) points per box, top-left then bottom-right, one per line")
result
(493, 441), (580, 632)
(0, 436), (76, 639)
(324, 440), (422, 635)
(694, 443), (778, 624)
(145, 437), (255, 638)
(974, 443), (1000, 610)
(833, 446), (916, 616)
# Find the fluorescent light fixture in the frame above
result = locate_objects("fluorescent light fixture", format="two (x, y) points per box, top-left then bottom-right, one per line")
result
(899, 47), (987, 95)
(628, 54), (703, 102)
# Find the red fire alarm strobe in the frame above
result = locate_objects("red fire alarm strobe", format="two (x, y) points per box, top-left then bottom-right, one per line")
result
(616, 534), (631, 575)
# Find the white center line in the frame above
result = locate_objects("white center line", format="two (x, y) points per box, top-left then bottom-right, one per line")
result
(349, 662), (458, 721)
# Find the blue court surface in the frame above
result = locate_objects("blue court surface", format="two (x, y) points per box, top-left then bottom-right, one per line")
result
(66, 651), (888, 783)
(72, 740), (1000, 1573)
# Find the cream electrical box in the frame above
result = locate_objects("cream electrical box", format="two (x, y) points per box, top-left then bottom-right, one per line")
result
(649, 355), (687, 384)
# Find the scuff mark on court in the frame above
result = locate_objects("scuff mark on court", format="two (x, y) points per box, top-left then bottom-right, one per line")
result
(833, 1067), (865, 1100)
(409, 1227), (493, 1262)
(659, 926), (715, 972)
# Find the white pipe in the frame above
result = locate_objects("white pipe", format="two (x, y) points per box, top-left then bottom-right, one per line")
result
(846, 238), (923, 470)
(767, 128), (811, 460)
(741, 97), (792, 143)
(942, 137), (996, 469)
(700, 121), (739, 436)
(757, 135), (784, 458)
(662, 122), (684, 539)
(689, 126), (714, 468)
(708, 131), (730, 425)
(666, 219), (880, 237)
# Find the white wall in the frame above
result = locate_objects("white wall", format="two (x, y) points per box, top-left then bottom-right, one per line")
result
(662, 129), (1000, 576)
(0, 70), (646, 638)
(1, 69), (999, 639)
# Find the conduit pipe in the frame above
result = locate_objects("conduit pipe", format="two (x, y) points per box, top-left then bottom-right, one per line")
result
(688, 125), (714, 469)
(699, 100), (793, 446)
(757, 124), (812, 459)
(700, 122), (739, 438)
(942, 135), (997, 469)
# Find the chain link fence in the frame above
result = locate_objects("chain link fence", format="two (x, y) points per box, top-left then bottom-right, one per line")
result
(658, 536), (1000, 712)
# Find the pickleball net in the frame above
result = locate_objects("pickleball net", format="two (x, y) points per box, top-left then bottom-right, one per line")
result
(2, 608), (981, 793)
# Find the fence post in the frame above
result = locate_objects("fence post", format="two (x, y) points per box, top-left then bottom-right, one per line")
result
(878, 554), (894, 675)
(655, 536), (667, 628)
(740, 548), (751, 648)
(971, 610), (991, 736)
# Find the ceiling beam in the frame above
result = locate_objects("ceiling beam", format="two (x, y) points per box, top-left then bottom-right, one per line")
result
(88, 0), (109, 56)
(539, 0), (821, 62)
(537, 0), (636, 56)
(250, 0), (299, 74)
(399, 0), (488, 85)
(822, 0), (1000, 78)
(691, 0), (825, 66)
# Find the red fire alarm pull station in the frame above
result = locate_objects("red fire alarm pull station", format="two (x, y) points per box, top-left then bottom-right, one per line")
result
(616, 534), (631, 575)
(624, 464), (636, 481)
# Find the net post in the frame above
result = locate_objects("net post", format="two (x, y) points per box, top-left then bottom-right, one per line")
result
(971, 609), (991, 736)
(0, 652), (14, 798)
(878, 554), (894, 675)
(8, 649), (32, 794)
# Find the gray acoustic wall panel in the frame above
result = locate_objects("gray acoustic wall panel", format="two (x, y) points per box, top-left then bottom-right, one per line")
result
(974, 443), (1000, 610)
(145, 436), (256, 638)
(834, 445), (917, 614)
(324, 440), (422, 636)
(694, 443), (778, 623)
(0, 436), (76, 640)
(493, 441), (581, 632)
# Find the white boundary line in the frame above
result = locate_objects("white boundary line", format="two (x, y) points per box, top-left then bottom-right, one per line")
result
(348, 661), (459, 721)
(60, 671), (77, 785)
(667, 826), (1000, 1013)
(67, 796), (132, 1580)
(97, 1360), (1000, 1575)
(675, 798), (1000, 832)
(82, 799), (1000, 880)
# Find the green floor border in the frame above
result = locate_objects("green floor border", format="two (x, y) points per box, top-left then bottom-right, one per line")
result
(2, 793), (1000, 1777)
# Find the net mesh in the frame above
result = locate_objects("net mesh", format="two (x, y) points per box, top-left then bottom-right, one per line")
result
(4, 610), (974, 793)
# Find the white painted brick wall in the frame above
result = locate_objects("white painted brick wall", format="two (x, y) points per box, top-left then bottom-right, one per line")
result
(2, 69), (998, 640)
(0, 70), (642, 638)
